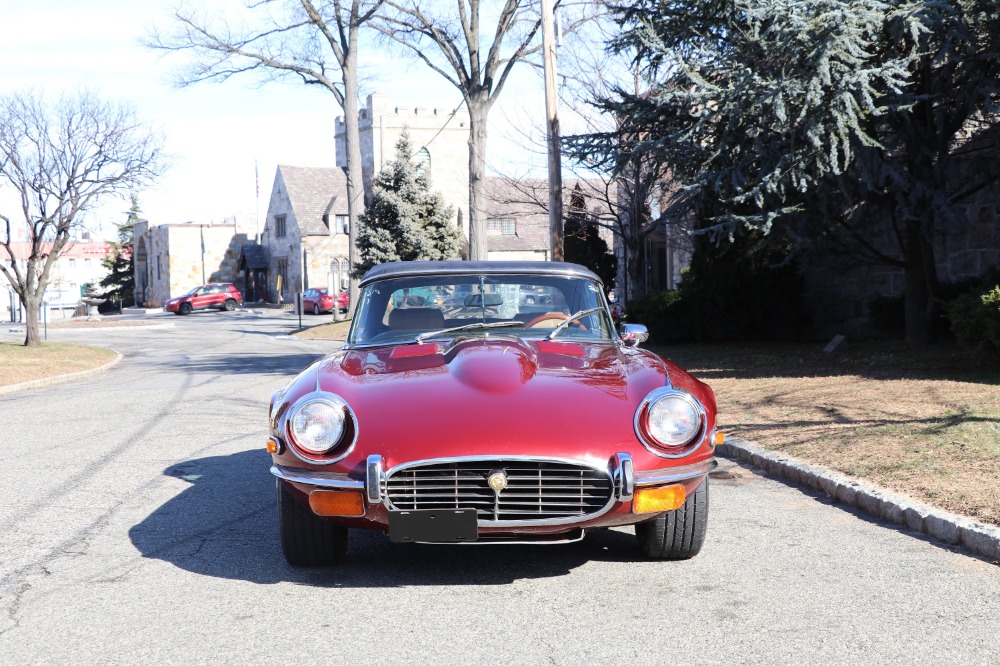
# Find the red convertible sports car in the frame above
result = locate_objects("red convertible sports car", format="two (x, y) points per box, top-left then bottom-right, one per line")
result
(267, 261), (720, 566)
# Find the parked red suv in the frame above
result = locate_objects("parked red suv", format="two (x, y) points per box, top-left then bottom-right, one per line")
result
(164, 283), (243, 315)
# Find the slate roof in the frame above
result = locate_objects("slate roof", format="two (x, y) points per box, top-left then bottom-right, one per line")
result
(239, 243), (268, 270)
(484, 178), (554, 253)
(278, 165), (349, 236)
(483, 177), (616, 254)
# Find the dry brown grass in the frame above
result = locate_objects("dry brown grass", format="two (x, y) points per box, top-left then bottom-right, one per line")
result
(660, 342), (1000, 526)
(0, 341), (117, 387)
(292, 319), (352, 340)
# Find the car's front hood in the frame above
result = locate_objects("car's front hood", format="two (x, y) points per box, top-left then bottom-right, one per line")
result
(296, 337), (707, 468)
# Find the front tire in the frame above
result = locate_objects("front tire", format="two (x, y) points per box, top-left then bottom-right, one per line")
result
(635, 477), (709, 560)
(277, 482), (347, 567)
(179, 302), (192, 315)
(223, 299), (236, 311)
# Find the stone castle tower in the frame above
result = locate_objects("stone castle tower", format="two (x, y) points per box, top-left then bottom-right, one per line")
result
(335, 93), (471, 240)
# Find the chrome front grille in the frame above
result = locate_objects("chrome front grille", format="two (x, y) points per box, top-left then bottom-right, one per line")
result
(385, 459), (614, 523)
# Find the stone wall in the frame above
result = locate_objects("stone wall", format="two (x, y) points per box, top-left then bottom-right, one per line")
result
(799, 198), (1000, 340)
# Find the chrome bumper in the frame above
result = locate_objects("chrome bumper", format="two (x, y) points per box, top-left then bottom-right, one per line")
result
(271, 455), (717, 500)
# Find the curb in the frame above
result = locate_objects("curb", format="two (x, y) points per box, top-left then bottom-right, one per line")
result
(718, 438), (1000, 562)
(0, 351), (123, 396)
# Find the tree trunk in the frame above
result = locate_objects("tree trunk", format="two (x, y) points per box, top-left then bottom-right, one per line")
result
(626, 235), (645, 301)
(343, 30), (364, 315)
(22, 293), (40, 347)
(467, 97), (489, 261)
(903, 217), (939, 345)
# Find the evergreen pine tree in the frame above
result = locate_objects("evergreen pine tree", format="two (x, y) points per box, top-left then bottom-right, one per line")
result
(354, 130), (463, 277)
(563, 184), (617, 290)
(575, 0), (1000, 343)
(99, 194), (141, 310)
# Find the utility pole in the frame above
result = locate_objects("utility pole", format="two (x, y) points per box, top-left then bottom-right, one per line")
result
(542, 0), (563, 261)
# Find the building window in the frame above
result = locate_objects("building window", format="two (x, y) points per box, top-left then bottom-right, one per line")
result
(68, 258), (76, 269)
(488, 218), (516, 235)
(275, 214), (287, 238)
(415, 147), (431, 175)
(341, 258), (350, 288)
(336, 215), (349, 235)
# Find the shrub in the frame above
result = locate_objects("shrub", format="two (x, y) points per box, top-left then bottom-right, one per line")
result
(624, 290), (684, 345)
(946, 285), (1000, 350)
(626, 230), (810, 344)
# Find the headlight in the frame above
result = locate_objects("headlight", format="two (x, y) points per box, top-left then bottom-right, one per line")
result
(635, 388), (704, 456)
(286, 393), (356, 462)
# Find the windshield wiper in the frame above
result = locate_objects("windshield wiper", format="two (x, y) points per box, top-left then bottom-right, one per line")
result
(546, 307), (603, 340)
(415, 321), (522, 343)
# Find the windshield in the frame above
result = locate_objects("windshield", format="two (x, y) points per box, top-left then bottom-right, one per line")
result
(348, 273), (614, 346)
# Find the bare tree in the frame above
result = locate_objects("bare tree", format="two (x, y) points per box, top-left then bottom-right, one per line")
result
(497, 12), (680, 301)
(377, 1), (549, 260)
(493, 155), (676, 302)
(0, 90), (164, 346)
(146, 0), (385, 312)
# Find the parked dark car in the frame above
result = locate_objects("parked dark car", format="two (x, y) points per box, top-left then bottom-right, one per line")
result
(164, 283), (243, 315)
(267, 261), (721, 567)
(302, 287), (349, 315)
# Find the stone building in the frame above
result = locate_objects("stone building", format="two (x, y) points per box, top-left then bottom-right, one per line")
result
(336, 93), (471, 237)
(260, 165), (351, 303)
(133, 219), (251, 306)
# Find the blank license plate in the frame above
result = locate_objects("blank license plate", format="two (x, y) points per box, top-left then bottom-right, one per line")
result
(388, 509), (479, 543)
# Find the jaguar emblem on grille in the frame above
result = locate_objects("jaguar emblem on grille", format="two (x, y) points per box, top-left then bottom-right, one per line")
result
(487, 469), (508, 493)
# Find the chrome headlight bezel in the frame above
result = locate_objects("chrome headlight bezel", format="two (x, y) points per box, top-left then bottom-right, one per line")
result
(634, 387), (706, 458)
(284, 392), (358, 465)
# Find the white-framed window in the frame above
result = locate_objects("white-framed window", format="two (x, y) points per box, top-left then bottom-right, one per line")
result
(68, 258), (76, 269)
(340, 258), (350, 287)
(488, 218), (516, 235)
(336, 215), (349, 235)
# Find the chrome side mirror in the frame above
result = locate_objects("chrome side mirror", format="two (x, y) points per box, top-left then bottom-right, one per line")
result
(619, 323), (649, 348)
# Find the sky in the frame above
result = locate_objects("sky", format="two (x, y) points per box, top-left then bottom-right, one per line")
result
(0, 0), (554, 241)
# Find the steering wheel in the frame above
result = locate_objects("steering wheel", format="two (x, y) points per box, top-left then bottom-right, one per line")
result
(524, 312), (587, 330)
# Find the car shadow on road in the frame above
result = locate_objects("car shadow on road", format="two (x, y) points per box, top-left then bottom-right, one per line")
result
(129, 449), (644, 588)
(179, 352), (327, 376)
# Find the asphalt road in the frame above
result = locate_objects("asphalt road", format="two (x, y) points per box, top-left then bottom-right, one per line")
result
(1, 311), (998, 665)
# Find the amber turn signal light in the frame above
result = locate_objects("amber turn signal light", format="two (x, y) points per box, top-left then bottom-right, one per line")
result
(713, 431), (725, 446)
(633, 484), (687, 514)
(309, 490), (366, 517)
(265, 437), (283, 454)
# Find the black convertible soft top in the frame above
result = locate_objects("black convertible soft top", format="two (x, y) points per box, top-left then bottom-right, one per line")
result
(358, 260), (601, 287)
